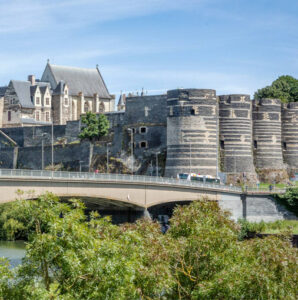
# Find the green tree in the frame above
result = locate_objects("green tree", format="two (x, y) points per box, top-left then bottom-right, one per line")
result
(254, 75), (298, 103)
(1, 195), (297, 299)
(276, 187), (298, 216)
(79, 112), (109, 171)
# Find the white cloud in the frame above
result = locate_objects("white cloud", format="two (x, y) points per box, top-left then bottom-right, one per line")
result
(0, 0), (203, 34)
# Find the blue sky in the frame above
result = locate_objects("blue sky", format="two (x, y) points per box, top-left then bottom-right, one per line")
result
(0, 0), (297, 100)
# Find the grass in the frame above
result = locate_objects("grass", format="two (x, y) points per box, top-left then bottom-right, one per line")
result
(259, 182), (298, 189)
(261, 220), (298, 234)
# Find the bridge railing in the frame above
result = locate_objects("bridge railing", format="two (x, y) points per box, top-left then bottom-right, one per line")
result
(0, 169), (245, 193)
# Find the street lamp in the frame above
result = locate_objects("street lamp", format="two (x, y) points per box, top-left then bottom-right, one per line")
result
(155, 151), (160, 177)
(79, 160), (84, 173)
(106, 142), (112, 173)
(127, 128), (134, 175)
(51, 110), (54, 170)
(41, 133), (47, 170)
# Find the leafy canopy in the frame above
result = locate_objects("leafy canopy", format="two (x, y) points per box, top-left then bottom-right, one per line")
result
(79, 112), (109, 143)
(254, 75), (298, 103)
(0, 194), (297, 299)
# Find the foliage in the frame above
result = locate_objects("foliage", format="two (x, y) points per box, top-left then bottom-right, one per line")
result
(237, 219), (266, 240)
(254, 75), (298, 103)
(79, 111), (109, 143)
(0, 195), (297, 299)
(238, 219), (298, 237)
(276, 187), (298, 216)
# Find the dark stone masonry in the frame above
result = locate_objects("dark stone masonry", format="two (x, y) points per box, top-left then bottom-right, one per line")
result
(0, 89), (297, 183)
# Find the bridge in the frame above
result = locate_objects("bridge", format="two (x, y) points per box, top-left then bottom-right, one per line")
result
(0, 169), (291, 223)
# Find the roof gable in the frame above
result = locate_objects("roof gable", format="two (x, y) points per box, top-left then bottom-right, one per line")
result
(43, 64), (110, 99)
(11, 80), (34, 108)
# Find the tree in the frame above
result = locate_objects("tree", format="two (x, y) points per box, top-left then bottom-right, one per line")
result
(79, 112), (109, 171)
(254, 75), (298, 103)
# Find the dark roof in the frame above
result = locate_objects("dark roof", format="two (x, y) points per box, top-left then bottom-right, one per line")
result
(48, 64), (110, 99)
(0, 86), (7, 97)
(11, 80), (34, 108)
(52, 81), (65, 95)
(39, 86), (49, 94)
(30, 85), (38, 95)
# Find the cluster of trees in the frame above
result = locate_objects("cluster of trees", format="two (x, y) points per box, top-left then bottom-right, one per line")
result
(254, 75), (298, 103)
(0, 194), (297, 299)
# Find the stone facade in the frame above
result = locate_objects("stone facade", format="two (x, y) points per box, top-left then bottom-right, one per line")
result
(0, 63), (114, 127)
(219, 95), (255, 174)
(0, 85), (297, 183)
(282, 102), (298, 171)
(165, 89), (218, 177)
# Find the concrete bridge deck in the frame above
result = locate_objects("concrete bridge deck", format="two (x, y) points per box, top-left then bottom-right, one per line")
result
(0, 169), (291, 222)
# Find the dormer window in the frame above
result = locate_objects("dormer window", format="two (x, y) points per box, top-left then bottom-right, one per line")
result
(64, 97), (68, 106)
(65, 89), (68, 95)
(46, 98), (50, 105)
(36, 97), (40, 105)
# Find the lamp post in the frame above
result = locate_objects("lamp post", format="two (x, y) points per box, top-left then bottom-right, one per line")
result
(79, 160), (84, 173)
(106, 142), (112, 173)
(155, 151), (160, 177)
(51, 110), (54, 170)
(41, 133), (47, 170)
(127, 128), (134, 175)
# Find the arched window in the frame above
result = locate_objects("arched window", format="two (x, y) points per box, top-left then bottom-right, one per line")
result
(99, 101), (105, 113)
(84, 101), (89, 113)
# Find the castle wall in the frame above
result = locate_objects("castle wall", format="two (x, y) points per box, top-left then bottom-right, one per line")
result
(282, 102), (298, 170)
(219, 94), (255, 174)
(253, 98), (285, 170)
(165, 89), (218, 177)
(124, 95), (167, 157)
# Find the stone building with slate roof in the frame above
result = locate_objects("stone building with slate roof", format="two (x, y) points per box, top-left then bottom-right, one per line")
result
(41, 63), (115, 125)
(0, 62), (114, 127)
(1, 77), (52, 128)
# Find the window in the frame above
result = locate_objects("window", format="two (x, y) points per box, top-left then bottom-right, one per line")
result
(46, 98), (50, 105)
(64, 97), (68, 106)
(46, 111), (50, 122)
(36, 97), (40, 105)
(191, 109), (195, 115)
(254, 140), (258, 149)
(140, 127), (147, 134)
(36, 111), (40, 121)
(283, 142), (287, 150)
(220, 140), (225, 150)
(8, 111), (11, 121)
(139, 141), (148, 148)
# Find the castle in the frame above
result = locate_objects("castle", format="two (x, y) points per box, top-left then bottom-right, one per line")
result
(0, 64), (297, 184)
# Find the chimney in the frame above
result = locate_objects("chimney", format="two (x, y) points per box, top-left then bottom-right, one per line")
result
(28, 75), (36, 85)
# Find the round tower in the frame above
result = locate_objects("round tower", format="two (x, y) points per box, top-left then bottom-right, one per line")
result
(165, 89), (218, 177)
(282, 102), (298, 170)
(219, 94), (256, 176)
(253, 98), (287, 182)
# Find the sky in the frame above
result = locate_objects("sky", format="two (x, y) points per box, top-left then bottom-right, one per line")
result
(0, 0), (297, 100)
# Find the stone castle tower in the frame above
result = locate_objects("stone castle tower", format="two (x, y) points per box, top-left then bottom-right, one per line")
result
(282, 102), (298, 171)
(218, 94), (256, 181)
(164, 92), (297, 182)
(165, 89), (218, 177)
